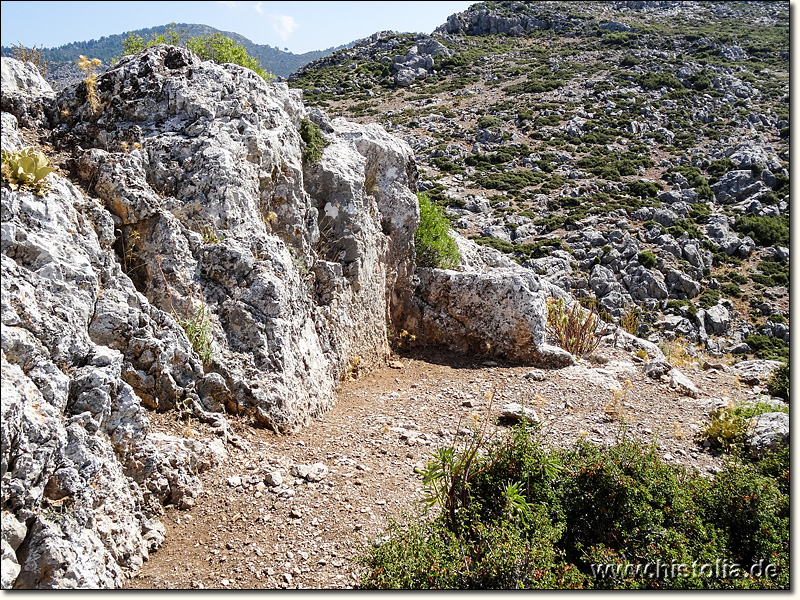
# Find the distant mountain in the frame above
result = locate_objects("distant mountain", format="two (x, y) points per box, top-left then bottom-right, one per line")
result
(1, 23), (351, 89)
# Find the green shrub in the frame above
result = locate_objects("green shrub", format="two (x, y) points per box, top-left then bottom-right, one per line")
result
(689, 202), (711, 223)
(744, 334), (789, 362)
(733, 215), (789, 247)
(767, 363), (789, 401)
(635, 71), (683, 90)
(707, 158), (737, 177)
(298, 118), (328, 163)
(720, 283), (742, 298)
(361, 424), (789, 589)
(664, 166), (713, 200)
(476, 115), (503, 130)
(638, 250), (657, 269)
(627, 181), (662, 198)
(186, 33), (273, 80)
(415, 193), (460, 269)
(698, 288), (721, 308)
(179, 303), (213, 365)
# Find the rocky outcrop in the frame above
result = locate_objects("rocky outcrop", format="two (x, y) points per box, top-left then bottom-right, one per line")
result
(48, 45), (419, 432)
(1, 46), (422, 588)
(406, 233), (574, 367)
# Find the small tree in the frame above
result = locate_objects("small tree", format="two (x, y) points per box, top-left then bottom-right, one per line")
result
(186, 33), (273, 81)
(415, 193), (460, 269)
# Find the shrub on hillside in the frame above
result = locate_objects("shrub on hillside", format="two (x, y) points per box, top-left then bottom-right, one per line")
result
(733, 215), (789, 248)
(298, 118), (328, 163)
(415, 193), (460, 269)
(360, 425), (789, 589)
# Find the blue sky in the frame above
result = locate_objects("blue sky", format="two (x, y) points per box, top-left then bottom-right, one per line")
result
(1, 1), (476, 54)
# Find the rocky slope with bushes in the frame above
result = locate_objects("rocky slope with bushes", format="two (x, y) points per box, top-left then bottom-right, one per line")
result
(290, 0), (789, 364)
(0, 0), (789, 590)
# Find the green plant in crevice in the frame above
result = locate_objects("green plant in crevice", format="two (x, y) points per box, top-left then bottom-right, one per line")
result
(1, 147), (56, 195)
(767, 363), (789, 401)
(179, 303), (214, 366)
(299, 118), (329, 163)
(157, 258), (214, 367)
(414, 192), (461, 269)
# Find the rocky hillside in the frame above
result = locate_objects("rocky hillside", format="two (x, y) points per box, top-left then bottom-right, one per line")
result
(289, 0), (790, 363)
(1, 37), (580, 587)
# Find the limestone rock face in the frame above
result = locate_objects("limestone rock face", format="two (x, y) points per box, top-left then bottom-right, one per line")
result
(1, 47), (419, 588)
(49, 45), (417, 432)
(407, 234), (573, 367)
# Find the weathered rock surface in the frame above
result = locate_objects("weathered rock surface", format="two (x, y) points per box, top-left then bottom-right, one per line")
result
(1, 47), (423, 589)
(747, 411), (789, 458)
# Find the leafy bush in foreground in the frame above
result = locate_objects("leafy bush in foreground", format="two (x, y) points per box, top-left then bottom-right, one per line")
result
(415, 193), (460, 269)
(360, 425), (788, 589)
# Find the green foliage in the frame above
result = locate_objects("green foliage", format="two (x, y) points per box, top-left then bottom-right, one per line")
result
(546, 298), (602, 356)
(707, 158), (737, 177)
(298, 118), (328, 163)
(626, 181), (662, 198)
(744, 334), (789, 362)
(635, 71), (683, 90)
(179, 303), (213, 365)
(767, 363), (789, 401)
(688, 202), (711, 223)
(733, 215), (790, 248)
(476, 115), (503, 130)
(665, 166), (713, 200)
(415, 193), (460, 269)
(120, 25), (274, 81)
(698, 288), (721, 309)
(1, 147), (56, 195)
(121, 23), (182, 55)
(186, 33), (272, 80)
(720, 283), (742, 298)
(361, 424), (789, 589)
(637, 250), (657, 269)
(667, 219), (703, 240)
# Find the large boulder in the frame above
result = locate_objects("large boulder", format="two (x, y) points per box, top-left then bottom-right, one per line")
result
(406, 235), (574, 367)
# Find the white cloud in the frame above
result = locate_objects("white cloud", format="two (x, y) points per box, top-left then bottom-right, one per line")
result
(271, 14), (298, 41)
(254, 2), (264, 15)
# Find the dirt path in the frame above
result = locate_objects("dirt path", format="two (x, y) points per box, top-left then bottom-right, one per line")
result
(125, 345), (755, 589)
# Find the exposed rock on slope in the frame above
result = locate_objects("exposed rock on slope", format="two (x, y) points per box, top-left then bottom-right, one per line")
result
(2, 40), (576, 587)
(1, 46), (423, 587)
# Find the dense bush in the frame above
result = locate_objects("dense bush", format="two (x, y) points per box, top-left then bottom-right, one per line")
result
(415, 193), (460, 269)
(744, 334), (789, 362)
(361, 425), (789, 589)
(638, 250), (657, 269)
(733, 215), (789, 248)
(298, 118), (328, 163)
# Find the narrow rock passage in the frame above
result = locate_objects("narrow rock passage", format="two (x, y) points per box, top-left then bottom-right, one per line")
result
(127, 348), (749, 589)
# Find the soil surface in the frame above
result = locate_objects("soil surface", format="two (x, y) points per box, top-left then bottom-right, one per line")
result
(125, 343), (760, 590)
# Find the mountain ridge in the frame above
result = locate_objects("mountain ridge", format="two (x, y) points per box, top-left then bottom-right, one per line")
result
(1, 22), (351, 87)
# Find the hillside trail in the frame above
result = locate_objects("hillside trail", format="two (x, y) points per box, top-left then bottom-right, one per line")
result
(125, 344), (753, 590)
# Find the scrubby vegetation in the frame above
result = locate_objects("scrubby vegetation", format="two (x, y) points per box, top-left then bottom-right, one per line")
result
(415, 193), (461, 269)
(361, 424), (788, 589)
(298, 118), (328, 163)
